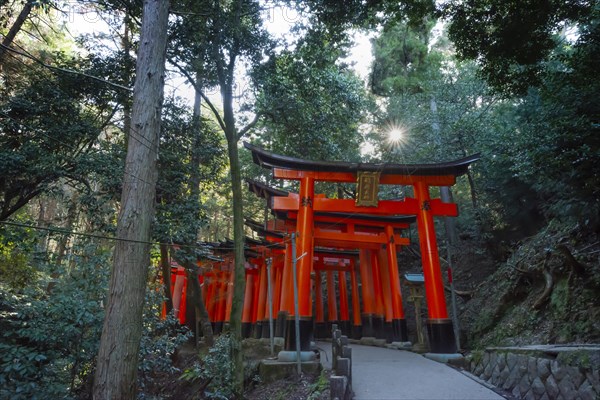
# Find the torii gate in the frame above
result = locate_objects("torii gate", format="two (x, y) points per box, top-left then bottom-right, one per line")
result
(245, 142), (479, 354)
(243, 219), (369, 343)
(246, 179), (416, 343)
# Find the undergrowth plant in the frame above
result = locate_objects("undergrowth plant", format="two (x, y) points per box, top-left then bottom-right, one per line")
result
(0, 240), (109, 400)
(137, 283), (192, 397)
(181, 334), (234, 399)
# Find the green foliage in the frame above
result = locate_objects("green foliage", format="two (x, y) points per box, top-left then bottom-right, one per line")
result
(154, 98), (226, 244)
(308, 369), (330, 400)
(442, 0), (594, 95)
(0, 216), (38, 289)
(253, 29), (370, 163)
(181, 334), (235, 399)
(0, 53), (121, 220)
(370, 18), (439, 95)
(0, 236), (196, 400)
(137, 283), (192, 395)
(0, 241), (109, 400)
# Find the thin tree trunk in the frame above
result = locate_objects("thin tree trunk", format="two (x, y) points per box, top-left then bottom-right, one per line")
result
(466, 170), (479, 209)
(213, 209), (219, 241)
(160, 243), (173, 314)
(187, 72), (213, 345)
(186, 266), (214, 346)
(93, 1), (170, 399)
(0, 0), (33, 64)
(47, 191), (79, 293)
(55, 191), (79, 266)
(36, 198), (48, 257)
(456, 132), (479, 209)
(227, 216), (232, 239)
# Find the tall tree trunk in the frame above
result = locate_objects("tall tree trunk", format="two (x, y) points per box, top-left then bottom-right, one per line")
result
(93, 1), (170, 399)
(223, 84), (246, 399)
(187, 72), (213, 345)
(0, 0), (33, 65)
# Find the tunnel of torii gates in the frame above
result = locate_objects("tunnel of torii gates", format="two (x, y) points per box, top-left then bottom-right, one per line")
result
(164, 143), (479, 354)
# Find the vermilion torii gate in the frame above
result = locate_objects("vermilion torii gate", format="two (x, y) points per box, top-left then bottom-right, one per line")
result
(246, 179), (416, 343)
(245, 142), (479, 354)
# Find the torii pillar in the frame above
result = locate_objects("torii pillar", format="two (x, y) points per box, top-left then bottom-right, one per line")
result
(414, 181), (457, 353)
(385, 225), (408, 342)
(285, 176), (315, 351)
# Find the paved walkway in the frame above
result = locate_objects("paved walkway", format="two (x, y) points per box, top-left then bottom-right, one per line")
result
(316, 342), (505, 400)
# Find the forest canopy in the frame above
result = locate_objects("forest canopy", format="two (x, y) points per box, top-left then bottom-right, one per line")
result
(1, 0), (598, 398)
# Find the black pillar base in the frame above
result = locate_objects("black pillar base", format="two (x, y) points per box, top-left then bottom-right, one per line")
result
(339, 320), (351, 337)
(373, 315), (386, 339)
(284, 317), (313, 351)
(427, 319), (457, 353)
(214, 321), (223, 335)
(361, 314), (375, 337)
(384, 322), (393, 343)
(351, 324), (362, 340)
(253, 321), (263, 339)
(275, 311), (287, 338)
(392, 319), (409, 342)
(241, 322), (252, 338)
(314, 322), (327, 339)
(261, 320), (271, 338)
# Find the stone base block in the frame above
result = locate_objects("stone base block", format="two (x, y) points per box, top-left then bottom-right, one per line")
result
(386, 341), (413, 350)
(259, 359), (321, 383)
(277, 350), (317, 362)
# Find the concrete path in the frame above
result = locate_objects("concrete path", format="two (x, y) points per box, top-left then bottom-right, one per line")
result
(316, 342), (505, 400)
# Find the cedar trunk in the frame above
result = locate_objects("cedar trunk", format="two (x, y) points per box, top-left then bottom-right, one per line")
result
(92, 1), (170, 399)
(187, 77), (213, 345)
(223, 88), (246, 399)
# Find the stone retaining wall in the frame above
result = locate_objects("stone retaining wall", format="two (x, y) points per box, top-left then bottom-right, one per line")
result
(467, 345), (600, 400)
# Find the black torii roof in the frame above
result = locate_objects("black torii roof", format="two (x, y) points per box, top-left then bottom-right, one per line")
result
(244, 142), (480, 177)
(245, 178), (288, 199)
(245, 218), (286, 239)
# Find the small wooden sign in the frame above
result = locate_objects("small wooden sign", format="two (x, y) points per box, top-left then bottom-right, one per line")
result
(356, 171), (380, 207)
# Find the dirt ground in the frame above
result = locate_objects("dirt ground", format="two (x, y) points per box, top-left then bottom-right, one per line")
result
(244, 370), (331, 400)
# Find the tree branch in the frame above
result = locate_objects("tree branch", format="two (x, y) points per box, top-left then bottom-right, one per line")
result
(168, 58), (227, 133)
(0, 43), (133, 92)
(237, 112), (262, 140)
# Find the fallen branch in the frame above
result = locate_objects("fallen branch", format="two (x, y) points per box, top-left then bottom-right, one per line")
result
(556, 244), (588, 278)
(532, 254), (553, 310)
(510, 264), (533, 275)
